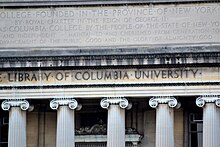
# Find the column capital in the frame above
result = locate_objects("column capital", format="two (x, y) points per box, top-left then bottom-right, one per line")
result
(196, 95), (220, 107)
(149, 96), (179, 108)
(1, 99), (30, 111)
(50, 98), (82, 110)
(100, 97), (132, 109)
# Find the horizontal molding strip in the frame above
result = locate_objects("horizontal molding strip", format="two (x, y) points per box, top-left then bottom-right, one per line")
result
(0, 85), (219, 99)
(0, 0), (212, 7)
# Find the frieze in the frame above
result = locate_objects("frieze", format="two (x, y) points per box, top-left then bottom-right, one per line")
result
(0, 67), (218, 87)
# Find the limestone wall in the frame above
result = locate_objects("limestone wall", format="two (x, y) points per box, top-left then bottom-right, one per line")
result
(26, 108), (184, 147)
(27, 112), (56, 147)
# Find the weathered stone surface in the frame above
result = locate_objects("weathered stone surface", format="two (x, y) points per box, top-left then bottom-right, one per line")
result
(0, 3), (219, 49)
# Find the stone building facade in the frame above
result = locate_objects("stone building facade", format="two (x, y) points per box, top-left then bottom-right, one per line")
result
(0, 0), (219, 147)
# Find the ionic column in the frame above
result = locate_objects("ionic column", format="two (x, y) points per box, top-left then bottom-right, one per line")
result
(50, 98), (81, 147)
(1, 99), (30, 147)
(196, 95), (220, 147)
(100, 97), (132, 147)
(149, 96), (179, 147)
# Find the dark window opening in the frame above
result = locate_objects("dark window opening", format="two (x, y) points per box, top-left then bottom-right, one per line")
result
(0, 111), (8, 147)
(189, 113), (203, 147)
(81, 112), (107, 127)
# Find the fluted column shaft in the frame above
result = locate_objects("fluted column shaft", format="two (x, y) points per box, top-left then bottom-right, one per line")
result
(107, 105), (125, 147)
(50, 98), (81, 147)
(1, 100), (30, 147)
(100, 97), (131, 147)
(57, 106), (75, 147)
(149, 96), (179, 147)
(156, 104), (174, 147)
(196, 96), (220, 147)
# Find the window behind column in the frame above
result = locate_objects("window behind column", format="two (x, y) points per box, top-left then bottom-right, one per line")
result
(188, 113), (203, 147)
(0, 110), (8, 147)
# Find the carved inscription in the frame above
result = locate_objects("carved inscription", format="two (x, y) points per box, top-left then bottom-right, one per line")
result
(0, 3), (219, 48)
(0, 67), (218, 86)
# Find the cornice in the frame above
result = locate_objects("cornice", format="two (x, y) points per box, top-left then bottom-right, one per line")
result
(0, 51), (220, 68)
(0, 0), (212, 7)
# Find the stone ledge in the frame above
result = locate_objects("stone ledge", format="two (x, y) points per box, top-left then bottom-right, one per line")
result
(75, 134), (143, 143)
(0, 85), (219, 99)
(0, 45), (220, 57)
(0, 0), (209, 7)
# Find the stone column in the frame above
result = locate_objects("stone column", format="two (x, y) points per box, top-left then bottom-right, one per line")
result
(100, 97), (132, 147)
(1, 99), (30, 147)
(50, 98), (81, 147)
(196, 95), (220, 147)
(149, 96), (179, 147)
